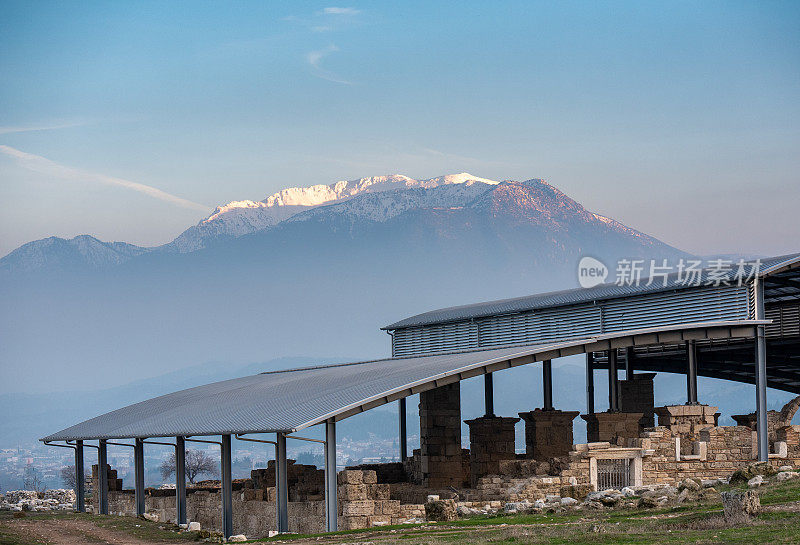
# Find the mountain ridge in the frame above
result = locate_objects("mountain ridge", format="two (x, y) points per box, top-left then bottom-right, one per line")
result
(0, 173), (677, 273)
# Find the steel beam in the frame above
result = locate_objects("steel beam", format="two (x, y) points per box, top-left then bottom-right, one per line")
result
(586, 353), (595, 415)
(75, 440), (85, 512)
(398, 398), (407, 462)
(754, 278), (769, 462)
(175, 437), (187, 525)
(686, 340), (699, 405)
(220, 435), (233, 539)
(98, 439), (109, 515)
(324, 420), (338, 532)
(276, 433), (289, 533)
(542, 360), (553, 411)
(607, 350), (619, 412)
(134, 438), (145, 516)
(484, 372), (495, 416)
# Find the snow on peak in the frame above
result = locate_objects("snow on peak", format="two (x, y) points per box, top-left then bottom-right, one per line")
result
(167, 173), (500, 252)
(423, 172), (499, 186)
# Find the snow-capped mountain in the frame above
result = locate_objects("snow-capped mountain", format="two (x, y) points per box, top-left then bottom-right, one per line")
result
(0, 172), (682, 273)
(0, 235), (148, 273)
(164, 173), (502, 252)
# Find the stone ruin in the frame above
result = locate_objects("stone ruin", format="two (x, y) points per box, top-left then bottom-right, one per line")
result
(0, 489), (77, 512)
(93, 379), (800, 538)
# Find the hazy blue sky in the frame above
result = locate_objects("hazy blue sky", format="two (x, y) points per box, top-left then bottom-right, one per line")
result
(1, 1), (798, 256)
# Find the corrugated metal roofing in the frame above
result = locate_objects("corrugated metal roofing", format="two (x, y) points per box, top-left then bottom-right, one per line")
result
(383, 253), (800, 330)
(42, 344), (543, 441)
(42, 320), (763, 442)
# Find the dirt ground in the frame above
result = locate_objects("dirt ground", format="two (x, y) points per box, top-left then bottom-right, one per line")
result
(1, 517), (196, 545)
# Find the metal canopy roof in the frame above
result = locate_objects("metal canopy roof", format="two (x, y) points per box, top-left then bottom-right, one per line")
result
(42, 320), (763, 442)
(383, 253), (800, 331)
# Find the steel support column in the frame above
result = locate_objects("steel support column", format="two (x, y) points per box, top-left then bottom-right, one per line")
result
(625, 347), (634, 380)
(484, 372), (495, 417)
(754, 277), (769, 462)
(586, 353), (595, 415)
(324, 420), (338, 532)
(276, 433), (289, 533)
(75, 440), (85, 512)
(220, 435), (233, 539)
(542, 360), (553, 411)
(398, 398), (407, 462)
(98, 439), (109, 515)
(686, 340), (699, 405)
(175, 437), (187, 525)
(134, 439), (145, 516)
(608, 350), (619, 412)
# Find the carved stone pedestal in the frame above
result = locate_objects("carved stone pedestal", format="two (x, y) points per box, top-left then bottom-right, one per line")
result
(582, 412), (644, 444)
(465, 415), (520, 487)
(518, 409), (579, 460)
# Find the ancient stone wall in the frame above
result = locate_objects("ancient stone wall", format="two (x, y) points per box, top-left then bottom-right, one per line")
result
(337, 470), (424, 530)
(251, 459), (323, 501)
(105, 488), (325, 535)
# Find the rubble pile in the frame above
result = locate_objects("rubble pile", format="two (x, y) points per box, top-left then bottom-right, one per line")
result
(0, 489), (76, 512)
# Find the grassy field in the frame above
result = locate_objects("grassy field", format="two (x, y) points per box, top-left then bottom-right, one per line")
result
(2, 479), (800, 544)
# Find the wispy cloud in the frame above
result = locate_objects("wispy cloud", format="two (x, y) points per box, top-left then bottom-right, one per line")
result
(320, 7), (360, 15)
(0, 121), (87, 136)
(306, 45), (353, 85)
(0, 145), (209, 212)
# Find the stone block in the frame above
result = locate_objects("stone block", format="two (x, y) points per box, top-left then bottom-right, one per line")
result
(339, 515), (368, 530)
(341, 500), (374, 516)
(337, 484), (368, 500)
(337, 470), (364, 485)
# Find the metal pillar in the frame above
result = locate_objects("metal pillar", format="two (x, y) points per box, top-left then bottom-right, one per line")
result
(398, 398), (407, 462)
(134, 439), (145, 516)
(608, 350), (619, 412)
(175, 437), (187, 525)
(75, 440), (85, 512)
(220, 435), (233, 539)
(276, 433), (289, 533)
(754, 277), (769, 462)
(686, 340), (699, 405)
(586, 353), (595, 415)
(98, 439), (108, 515)
(625, 347), (634, 380)
(542, 360), (553, 411)
(484, 372), (495, 417)
(324, 420), (338, 532)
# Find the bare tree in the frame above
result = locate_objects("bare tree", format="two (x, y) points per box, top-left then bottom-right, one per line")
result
(23, 465), (45, 493)
(60, 465), (77, 491)
(160, 449), (218, 484)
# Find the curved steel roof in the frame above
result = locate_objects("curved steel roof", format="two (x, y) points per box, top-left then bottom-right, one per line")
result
(42, 320), (763, 442)
(382, 253), (800, 331)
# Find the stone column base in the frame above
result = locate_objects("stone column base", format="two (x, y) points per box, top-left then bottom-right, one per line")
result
(655, 404), (718, 436)
(518, 409), (580, 460)
(619, 372), (656, 428)
(581, 412), (644, 444)
(465, 416), (520, 487)
(420, 383), (466, 488)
